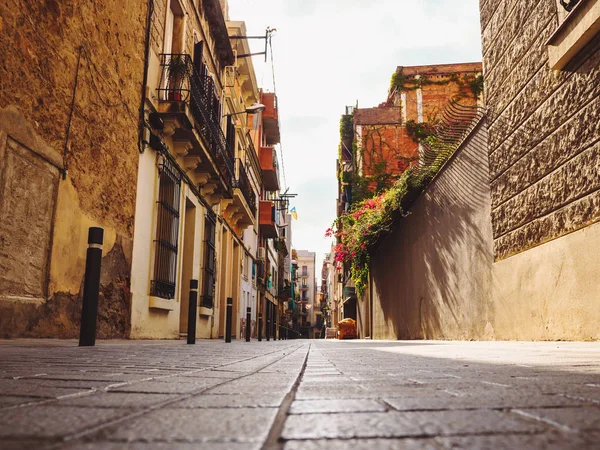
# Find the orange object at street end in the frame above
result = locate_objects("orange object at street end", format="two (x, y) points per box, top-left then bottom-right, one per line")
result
(338, 318), (357, 340)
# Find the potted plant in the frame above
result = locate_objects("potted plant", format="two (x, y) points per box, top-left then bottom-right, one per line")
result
(166, 55), (190, 101)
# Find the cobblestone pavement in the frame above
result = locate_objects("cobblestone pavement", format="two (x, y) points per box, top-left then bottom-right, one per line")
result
(0, 339), (598, 449)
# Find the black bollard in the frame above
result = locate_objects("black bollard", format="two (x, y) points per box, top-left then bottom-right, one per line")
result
(225, 297), (232, 343)
(266, 314), (270, 341)
(187, 279), (198, 345)
(79, 227), (104, 347)
(245, 307), (251, 342)
(258, 313), (263, 341)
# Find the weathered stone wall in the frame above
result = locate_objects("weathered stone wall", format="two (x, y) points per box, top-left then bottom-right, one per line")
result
(481, 0), (600, 260)
(0, 0), (146, 337)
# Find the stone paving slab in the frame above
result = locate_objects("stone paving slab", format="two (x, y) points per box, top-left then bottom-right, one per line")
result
(284, 438), (440, 450)
(0, 405), (132, 439)
(59, 393), (179, 408)
(103, 407), (278, 443)
(63, 442), (262, 450)
(289, 399), (387, 414)
(281, 409), (547, 440)
(0, 339), (598, 449)
(168, 393), (286, 408)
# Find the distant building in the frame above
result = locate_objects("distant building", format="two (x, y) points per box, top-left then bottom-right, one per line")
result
(339, 62), (482, 212)
(295, 250), (316, 338)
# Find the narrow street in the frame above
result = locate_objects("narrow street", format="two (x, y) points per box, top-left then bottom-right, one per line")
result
(0, 339), (598, 449)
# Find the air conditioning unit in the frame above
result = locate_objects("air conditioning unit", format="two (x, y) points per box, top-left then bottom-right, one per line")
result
(257, 247), (266, 261)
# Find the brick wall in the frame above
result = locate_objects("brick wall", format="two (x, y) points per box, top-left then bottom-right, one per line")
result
(481, 0), (600, 260)
(354, 63), (481, 184)
(358, 125), (418, 178)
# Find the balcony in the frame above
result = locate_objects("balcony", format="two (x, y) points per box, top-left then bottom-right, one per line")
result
(261, 92), (280, 145)
(259, 147), (280, 192)
(154, 54), (234, 203)
(259, 201), (278, 238)
(299, 285), (309, 291)
(227, 158), (256, 229)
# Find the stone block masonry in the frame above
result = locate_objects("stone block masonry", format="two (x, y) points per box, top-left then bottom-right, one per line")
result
(481, 0), (600, 260)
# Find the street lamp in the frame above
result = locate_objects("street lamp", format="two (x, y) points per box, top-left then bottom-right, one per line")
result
(223, 103), (266, 118)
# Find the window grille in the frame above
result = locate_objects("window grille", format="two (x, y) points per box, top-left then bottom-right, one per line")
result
(150, 158), (182, 299)
(201, 212), (217, 307)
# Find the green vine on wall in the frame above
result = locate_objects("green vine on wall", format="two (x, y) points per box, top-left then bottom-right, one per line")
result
(468, 74), (484, 98)
(390, 69), (484, 99)
(405, 120), (434, 143)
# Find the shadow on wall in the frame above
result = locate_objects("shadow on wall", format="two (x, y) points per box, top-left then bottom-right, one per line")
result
(371, 122), (495, 340)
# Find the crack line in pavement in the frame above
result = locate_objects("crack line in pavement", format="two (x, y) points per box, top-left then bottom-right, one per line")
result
(38, 343), (305, 448)
(510, 409), (579, 433)
(261, 343), (311, 450)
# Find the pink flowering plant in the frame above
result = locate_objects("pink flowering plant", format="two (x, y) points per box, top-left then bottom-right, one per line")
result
(327, 167), (421, 295)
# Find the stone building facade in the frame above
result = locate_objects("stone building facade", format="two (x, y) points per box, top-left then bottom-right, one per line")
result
(296, 250), (317, 339)
(481, 0), (600, 260)
(480, 0), (599, 338)
(340, 63), (482, 210)
(0, 0), (146, 337)
(0, 0), (289, 341)
(129, 0), (267, 340)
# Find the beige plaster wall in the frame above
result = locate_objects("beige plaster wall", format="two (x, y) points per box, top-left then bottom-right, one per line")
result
(491, 220), (600, 340)
(370, 122), (495, 340)
(130, 148), (215, 339)
(0, 0), (144, 337)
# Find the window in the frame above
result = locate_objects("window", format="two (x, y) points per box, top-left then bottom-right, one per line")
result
(164, 0), (185, 55)
(151, 159), (182, 299)
(226, 115), (236, 155)
(548, 0), (600, 70)
(201, 213), (216, 307)
(193, 38), (205, 78)
(302, 265), (308, 277)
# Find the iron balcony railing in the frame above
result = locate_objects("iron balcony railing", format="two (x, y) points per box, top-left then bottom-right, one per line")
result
(233, 159), (257, 218)
(157, 54), (234, 192)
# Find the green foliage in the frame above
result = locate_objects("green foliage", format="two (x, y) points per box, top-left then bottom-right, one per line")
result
(390, 69), (483, 100)
(390, 70), (407, 91)
(405, 120), (434, 143)
(340, 170), (353, 185)
(468, 74), (484, 98)
(330, 142), (457, 296)
(339, 114), (354, 143)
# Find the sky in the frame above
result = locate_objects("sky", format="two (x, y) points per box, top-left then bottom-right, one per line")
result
(227, 0), (483, 273)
